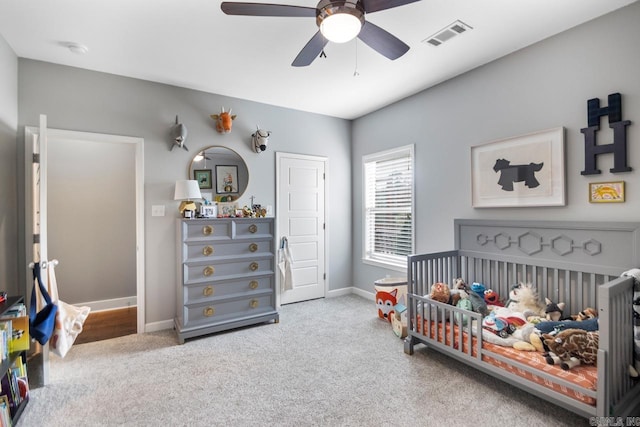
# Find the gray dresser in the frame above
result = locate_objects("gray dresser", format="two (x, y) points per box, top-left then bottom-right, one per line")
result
(175, 217), (279, 343)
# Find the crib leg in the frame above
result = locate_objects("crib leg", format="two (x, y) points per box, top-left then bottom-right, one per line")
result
(404, 336), (416, 355)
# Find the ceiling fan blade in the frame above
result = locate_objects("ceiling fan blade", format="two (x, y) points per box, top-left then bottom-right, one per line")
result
(292, 31), (329, 67)
(361, 0), (421, 14)
(221, 2), (316, 17)
(357, 21), (409, 60)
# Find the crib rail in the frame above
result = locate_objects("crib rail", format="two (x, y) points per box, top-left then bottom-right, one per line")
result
(597, 275), (640, 416)
(405, 250), (639, 418)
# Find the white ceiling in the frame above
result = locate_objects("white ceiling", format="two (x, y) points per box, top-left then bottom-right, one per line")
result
(0, 0), (636, 120)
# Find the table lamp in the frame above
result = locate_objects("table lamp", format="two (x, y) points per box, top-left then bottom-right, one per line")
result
(174, 180), (202, 218)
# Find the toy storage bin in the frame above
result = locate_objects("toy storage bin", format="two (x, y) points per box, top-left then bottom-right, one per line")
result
(374, 277), (407, 322)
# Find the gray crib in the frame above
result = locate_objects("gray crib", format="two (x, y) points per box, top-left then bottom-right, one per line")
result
(404, 219), (640, 418)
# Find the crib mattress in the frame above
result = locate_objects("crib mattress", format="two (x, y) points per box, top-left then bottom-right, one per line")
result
(419, 320), (597, 406)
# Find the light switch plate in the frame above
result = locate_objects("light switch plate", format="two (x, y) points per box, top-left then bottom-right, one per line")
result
(151, 205), (165, 217)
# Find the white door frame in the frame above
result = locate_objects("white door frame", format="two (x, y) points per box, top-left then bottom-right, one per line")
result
(24, 127), (145, 333)
(275, 152), (328, 306)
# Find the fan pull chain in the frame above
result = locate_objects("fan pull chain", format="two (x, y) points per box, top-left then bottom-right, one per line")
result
(353, 39), (359, 77)
(320, 50), (327, 59)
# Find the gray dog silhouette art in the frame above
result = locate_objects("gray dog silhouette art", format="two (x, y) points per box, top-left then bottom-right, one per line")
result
(493, 158), (544, 191)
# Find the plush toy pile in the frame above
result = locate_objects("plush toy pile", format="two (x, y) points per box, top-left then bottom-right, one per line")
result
(425, 279), (603, 369)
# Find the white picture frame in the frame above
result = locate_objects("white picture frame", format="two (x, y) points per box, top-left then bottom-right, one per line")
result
(200, 205), (217, 218)
(471, 127), (565, 208)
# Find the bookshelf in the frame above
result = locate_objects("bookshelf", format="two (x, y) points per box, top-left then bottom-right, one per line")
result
(0, 296), (29, 425)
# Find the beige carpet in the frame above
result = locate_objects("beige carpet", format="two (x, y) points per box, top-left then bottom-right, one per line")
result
(19, 295), (586, 426)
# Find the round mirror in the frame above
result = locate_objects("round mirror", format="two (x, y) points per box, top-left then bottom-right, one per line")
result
(189, 146), (249, 202)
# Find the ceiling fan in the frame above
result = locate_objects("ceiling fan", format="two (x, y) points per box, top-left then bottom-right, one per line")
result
(220, 0), (421, 67)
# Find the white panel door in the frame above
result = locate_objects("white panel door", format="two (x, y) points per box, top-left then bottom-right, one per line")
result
(277, 153), (326, 305)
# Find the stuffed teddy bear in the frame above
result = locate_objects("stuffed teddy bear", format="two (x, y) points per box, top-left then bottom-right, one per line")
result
(430, 282), (451, 304)
(542, 328), (599, 370)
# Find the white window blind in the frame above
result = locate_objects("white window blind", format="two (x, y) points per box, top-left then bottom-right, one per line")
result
(363, 145), (414, 270)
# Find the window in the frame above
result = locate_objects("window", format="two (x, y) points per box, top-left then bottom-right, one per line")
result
(363, 145), (414, 270)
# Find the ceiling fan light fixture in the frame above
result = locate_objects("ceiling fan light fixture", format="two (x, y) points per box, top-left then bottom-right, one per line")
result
(317, 1), (364, 44)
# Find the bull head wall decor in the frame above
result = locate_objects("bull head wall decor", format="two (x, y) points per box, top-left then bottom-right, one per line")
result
(210, 107), (237, 134)
(252, 126), (271, 153)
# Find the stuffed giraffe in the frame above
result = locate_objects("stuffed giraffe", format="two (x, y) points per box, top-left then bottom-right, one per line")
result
(542, 328), (599, 371)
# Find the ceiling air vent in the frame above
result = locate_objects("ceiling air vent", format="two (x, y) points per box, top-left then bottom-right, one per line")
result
(422, 20), (473, 47)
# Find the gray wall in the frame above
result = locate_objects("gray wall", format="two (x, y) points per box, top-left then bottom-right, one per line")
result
(8, 1), (640, 325)
(0, 36), (18, 295)
(351, 2), (640, 291)
(17, 61), (352, 325)
(48, 137), (137, 303)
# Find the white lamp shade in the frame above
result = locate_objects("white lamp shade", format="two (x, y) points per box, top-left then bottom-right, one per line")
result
(174, 180), (202, 200)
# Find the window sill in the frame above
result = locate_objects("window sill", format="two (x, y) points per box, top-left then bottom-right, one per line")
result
(362, 258), (407, 273)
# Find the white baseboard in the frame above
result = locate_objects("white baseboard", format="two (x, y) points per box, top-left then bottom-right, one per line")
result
(147, 287), (376, 333)
(327, 287), (357, 298)
(80, 296), (137, 312)
(349, 286), (375, 301)
(144, 319), (174, 333)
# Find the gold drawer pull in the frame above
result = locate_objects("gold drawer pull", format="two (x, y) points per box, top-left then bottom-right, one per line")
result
(248, 224), (258, 234)
(203, 286), (214, 297)
(249, 243), (258, 252)
(203, 225), (213, 236)
(203, 245), (214, 256)
(249, 280), (259, 290)
(250, 299), (259, 309)
(249, 262), (259, 271)
(204, 307), (215, 317)
(203, 266), (215, 276)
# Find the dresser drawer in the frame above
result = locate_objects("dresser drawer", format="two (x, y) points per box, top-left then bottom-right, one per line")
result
(184, 257), (274, 283)
(183, 220), (232, 241)
(234, 220), (273, 239)
(183, 240), (273, 262)
(184, 276), (273, 305)
(183, 294), (275, 328)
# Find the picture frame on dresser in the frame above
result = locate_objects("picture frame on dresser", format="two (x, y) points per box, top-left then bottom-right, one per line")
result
(471, 127), (565, 208)
(218, 202), (237, 217)
(199, 205), (217, 218)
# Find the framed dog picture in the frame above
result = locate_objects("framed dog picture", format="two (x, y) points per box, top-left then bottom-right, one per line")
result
(471, 127), (565, 208)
